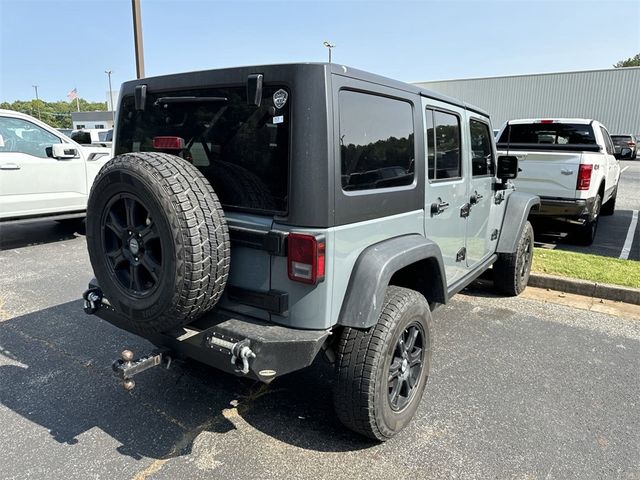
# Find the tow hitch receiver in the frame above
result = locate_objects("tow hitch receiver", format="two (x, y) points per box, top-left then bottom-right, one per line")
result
(112, 349), (171, 390)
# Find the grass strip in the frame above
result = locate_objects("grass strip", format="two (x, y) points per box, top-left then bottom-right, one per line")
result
(532, 248), (640, 289)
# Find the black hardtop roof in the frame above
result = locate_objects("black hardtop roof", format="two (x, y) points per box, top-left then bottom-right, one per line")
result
(120, 62), (489, 117)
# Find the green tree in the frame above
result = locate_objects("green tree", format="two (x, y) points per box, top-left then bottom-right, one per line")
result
(0, 99), (108, 128)
(613, 53), (640, 68)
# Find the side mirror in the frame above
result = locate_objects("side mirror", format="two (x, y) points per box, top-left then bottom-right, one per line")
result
(51, 143), (78, 160)
(496, 155), (519, 180)
(616, 147), (632, 160)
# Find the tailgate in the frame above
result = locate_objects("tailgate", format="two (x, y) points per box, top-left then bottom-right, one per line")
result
(507, 151), (582, 199)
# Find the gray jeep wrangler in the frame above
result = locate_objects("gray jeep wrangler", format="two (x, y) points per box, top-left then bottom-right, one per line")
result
(83, 63), (539, 441)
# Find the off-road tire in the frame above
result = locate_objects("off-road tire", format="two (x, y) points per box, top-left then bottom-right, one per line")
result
(573, 193), (601, 246)
(86, 152), (230, 333)
(333, 286), (432, 441)
(202, 161), (276, 211)
(493, 221), (534, 296)
(601, 188), (617, 216)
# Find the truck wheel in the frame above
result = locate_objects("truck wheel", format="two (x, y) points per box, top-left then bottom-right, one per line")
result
(574, 193), (601, 246)
(86, 152), (230, 333)
(493, 221), (534, 296)
(600, 189), (617, 216)
(333, 286), (432, 441)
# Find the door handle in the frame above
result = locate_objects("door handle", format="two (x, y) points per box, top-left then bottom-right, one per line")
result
(0, 163), (21, 170)
(470, 191), (484, 205)
(430, 198), (450, 216)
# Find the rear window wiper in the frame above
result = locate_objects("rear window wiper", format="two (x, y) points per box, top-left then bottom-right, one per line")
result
(154, 96), (228, 106)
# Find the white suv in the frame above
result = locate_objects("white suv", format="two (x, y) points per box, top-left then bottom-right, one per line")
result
(0, 109), (112, 223)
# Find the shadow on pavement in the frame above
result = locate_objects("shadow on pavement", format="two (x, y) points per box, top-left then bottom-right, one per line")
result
(0, 221), (81, 251)
(0, 301), (372, 460)
(532, 210), (639, 260)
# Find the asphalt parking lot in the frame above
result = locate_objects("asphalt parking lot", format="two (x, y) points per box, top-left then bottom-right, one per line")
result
(1, 222), (639, 479)
(534, 159), (640, 260)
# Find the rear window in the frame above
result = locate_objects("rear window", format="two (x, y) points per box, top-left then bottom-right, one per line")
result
(116, 86), (290, 214)
(611, 135), (633, 146)
(498, 123), (597, 145)
(339, 90), (415, 192)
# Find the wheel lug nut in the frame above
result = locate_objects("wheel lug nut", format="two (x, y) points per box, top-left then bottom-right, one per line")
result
(135, 257), (139, 262)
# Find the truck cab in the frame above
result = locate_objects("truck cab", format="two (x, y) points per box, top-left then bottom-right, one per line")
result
(0, 109), (112, 223)
(496, 118), (622, 244)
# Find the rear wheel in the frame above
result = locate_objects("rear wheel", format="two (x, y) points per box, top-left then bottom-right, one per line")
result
(333, 286), (432, 441)
(601, 188), (617, 216)
(494, 221), (534, 296)
(573, 193), (601, 245)
(86, 152), (230, 333)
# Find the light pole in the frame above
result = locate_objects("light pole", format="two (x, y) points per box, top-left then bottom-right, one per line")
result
(131, 0), (145, 78)
(323, 41), (335, 63)
(32, 85), (41, 119)
(105, 70), (115, 125)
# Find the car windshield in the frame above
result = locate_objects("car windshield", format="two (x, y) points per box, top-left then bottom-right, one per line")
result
(498, 123), (597, 145)
(116, 86), (290, 214)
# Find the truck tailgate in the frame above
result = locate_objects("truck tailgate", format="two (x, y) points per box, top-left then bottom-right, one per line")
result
(508, 151), (582, 199)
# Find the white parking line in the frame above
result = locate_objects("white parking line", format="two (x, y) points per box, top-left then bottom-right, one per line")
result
(621, 166), (630, 174)
(620, 210), (639, 260)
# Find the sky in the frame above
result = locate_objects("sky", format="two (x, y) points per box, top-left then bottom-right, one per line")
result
(0, 0), (638, 103)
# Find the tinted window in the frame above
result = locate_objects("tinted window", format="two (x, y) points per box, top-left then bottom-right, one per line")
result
(71, 131), (92, 145)
(498, 123), (596, 145)
(611, 135), (633, 146)
(116, 86), (290, 213)
(339, 91), (414, 191)
(0, 117), (61, 158)
(470, 119), (495, 176)
(426, 109), (461, 180)
(599, 127), (614, 154)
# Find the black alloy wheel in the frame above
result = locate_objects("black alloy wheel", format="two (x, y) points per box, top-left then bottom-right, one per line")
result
(388, 323), (425, 412)
(102, 194), (162, 296)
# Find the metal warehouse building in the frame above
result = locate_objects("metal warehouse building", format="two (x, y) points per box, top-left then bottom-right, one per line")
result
(415, 67), (640, 134)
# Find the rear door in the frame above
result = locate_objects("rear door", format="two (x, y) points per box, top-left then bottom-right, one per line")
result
(422, 98), (469, 285)
(0, 115), (87, 219)
(114, 85), (292, 320)
(465, 114), (496, 267)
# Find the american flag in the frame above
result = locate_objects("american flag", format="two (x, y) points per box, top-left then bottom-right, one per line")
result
(67, 88), (77, 100)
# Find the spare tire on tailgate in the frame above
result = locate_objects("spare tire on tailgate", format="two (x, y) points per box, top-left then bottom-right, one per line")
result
(86, 152), (230, 333)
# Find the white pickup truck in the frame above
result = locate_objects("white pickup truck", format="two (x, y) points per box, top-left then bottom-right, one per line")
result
(0, 109), (112, 225)
(496, 118), (626, 245)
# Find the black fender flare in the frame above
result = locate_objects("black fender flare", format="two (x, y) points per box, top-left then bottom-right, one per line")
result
(337, 235), (446, 329)
(496, 191), (540, 254)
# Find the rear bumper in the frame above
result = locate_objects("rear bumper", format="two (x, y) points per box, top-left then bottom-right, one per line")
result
(530, 197), (596, 223)
(85, 280), (330, 383)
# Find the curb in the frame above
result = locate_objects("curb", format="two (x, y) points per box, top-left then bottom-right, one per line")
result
(529, 273), (640, 306)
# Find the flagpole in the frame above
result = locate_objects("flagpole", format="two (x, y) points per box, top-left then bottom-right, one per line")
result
(76, 96), (80, 112)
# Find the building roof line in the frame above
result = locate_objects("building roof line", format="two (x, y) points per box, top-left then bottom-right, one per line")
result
(414, 66), (640, 84)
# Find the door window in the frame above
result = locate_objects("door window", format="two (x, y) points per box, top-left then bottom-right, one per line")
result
(425, 109), (461, 180)
(469, 119), (495, 176)
(0, 117), (61, 158)
(599, 126), (614, 154)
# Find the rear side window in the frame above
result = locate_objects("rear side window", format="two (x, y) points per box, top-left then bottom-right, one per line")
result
(116, 86), (290, 214)
(425, 109), (461, 180)
(470, 119), (495, 176)
(339, 90), (414, 191)
(498, 123), (596, 145)
(599, 127), (614, 154)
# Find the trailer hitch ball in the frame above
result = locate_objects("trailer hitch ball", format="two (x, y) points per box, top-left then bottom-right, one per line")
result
(121, 350), (134, 362)
(123, 378), (136, 391)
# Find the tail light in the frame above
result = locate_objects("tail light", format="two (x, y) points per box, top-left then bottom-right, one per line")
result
(577, 164), (593, 190)
(628, 141), (636, 146)
(153, 136), (185, 150)
(288, 233), (325, 285)
(539, 119), (555, 124)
